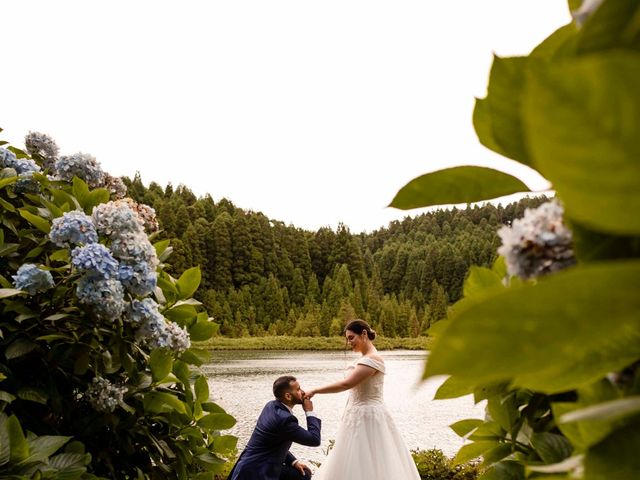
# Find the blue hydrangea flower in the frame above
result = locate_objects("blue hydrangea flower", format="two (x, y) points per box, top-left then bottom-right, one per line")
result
(12, 264), (55, 295)
(54, 153), (105, 188)
(72, 243), (119, 279)
(49, 210), (98, 247)
(24, 131), (59, 170)
(110, 231), (158, 265)
(126, 298), (161, 324)
(0, 147), (16, 167)
(0, 147), (41, 175)
(86, 377), (127, 412)
(76, 276), (125, 319)
(119, 260), (157, 297)
(136, 316), (190, 353)
(92, 201), (144, 237)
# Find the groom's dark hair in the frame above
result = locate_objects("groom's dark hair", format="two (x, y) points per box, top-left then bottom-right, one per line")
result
(273, 375), (296, 400)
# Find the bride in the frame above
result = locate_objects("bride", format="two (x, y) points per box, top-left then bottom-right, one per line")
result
(306, 319), (421, 479)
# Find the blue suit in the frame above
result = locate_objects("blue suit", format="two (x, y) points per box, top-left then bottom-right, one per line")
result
(228, 400), (321, 480)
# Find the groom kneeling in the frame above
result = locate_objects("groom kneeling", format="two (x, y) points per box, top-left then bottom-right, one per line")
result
(228, 376), (321, 480)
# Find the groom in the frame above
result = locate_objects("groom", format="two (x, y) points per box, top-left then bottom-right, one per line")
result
(227, 375), (321, 480)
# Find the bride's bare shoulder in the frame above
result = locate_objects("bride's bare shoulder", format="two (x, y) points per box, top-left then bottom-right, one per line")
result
(365, 354), (384, 363)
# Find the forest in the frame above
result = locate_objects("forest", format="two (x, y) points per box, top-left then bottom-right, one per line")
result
(123, 174), (547, 338)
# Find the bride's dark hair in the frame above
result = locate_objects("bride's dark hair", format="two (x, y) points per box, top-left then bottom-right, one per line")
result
(344, 319), (376, 341)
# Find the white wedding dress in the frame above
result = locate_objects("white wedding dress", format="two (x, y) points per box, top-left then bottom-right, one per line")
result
(314, 356), (421, 479)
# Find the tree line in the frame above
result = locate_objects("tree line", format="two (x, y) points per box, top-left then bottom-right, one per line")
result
(123, 174), (547, 338)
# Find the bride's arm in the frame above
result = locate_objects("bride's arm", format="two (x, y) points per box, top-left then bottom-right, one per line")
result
(306, 365), (377, 397)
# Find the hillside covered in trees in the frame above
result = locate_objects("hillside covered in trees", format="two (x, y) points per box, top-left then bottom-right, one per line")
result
(123, 174), (548, 338)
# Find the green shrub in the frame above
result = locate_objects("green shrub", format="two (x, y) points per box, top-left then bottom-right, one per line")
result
(0, 131), (236, 479)
(412, 449), (479, 480)
(393, 1), (640, 478)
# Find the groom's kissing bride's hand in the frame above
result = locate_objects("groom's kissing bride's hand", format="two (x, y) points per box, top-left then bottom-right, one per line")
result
(302, 396), (314, 412)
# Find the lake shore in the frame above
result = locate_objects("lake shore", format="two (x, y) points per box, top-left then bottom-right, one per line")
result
(197, 335), (432, 350)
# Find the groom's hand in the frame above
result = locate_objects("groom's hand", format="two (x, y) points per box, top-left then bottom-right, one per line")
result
(294, 460), (310, 476)
(302, 397), (313, 412)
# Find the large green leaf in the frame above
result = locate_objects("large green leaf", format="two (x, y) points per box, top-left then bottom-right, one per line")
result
(560, 396), (640, 424)
(150, 348), (174, 383)
(433, 375), (476, 399)
(196, 413), (236, 430)
(390, 166), (530, 209)
(194, 375), (209, 403)
(484, 56), (532, 165)
(552, 379), (621, 451)
(212, 435), (238, 455)
(20, 435), (71, 464)
(424, 261), (640, 393)
(0, 288), (25, 299)
(530, 24), (578, 59)
(584, 419), (640, 480)
(530, 432), (573, 464)
(7, 415), (28, 463)
(176, 267), (201, 299)
(473, 98), (508, 157)
(576, 0), (640, 53)
(453, 441), (499, 465)
(450, 419), (484, 437)
(523, 51), (640, 235)
(479, 461), (525, 480)
(188, 318), (218, 342)
(19, 209), (50, 233)
(143, 392), (187, 415)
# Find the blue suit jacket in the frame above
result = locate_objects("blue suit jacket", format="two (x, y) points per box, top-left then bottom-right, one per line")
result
(228, 400), (321, 480)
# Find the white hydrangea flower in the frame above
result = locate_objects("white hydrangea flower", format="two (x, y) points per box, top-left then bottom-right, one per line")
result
(497, 200), (575, 279)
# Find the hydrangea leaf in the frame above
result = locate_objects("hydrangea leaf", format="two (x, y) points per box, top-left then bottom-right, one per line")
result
(483, 55), (533, 165)
(6, 415), (28, 463)
(212, 435), (238, 455)
(0, 288), (25, 299)
(19, 209), (50, 233)
(584, 419), (640, 480)
(452, 440), (498, 465)
(390, 166), (530, 210)
(196, 413), (236, 430)
(424, 260), (640, 394)
(194, 375), (209, 403)
(523, 51), (640, 235)
(188, 318), (218, 342)
(176, 267), (201, 300)
(150, 348), (174, 383)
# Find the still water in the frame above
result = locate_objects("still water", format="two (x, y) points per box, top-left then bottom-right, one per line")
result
(202, 350), (485, 467)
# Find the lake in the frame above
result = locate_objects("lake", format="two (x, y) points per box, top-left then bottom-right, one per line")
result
(202, 349), (485, 468)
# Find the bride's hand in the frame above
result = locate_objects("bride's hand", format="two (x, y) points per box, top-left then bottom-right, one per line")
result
(305, 390), (316, 399)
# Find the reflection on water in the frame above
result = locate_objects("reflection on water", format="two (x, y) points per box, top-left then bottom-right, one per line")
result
(202, 350), (485, 466)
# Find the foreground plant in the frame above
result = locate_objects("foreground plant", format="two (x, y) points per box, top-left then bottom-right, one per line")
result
(0, 131), (236, 479)
(392, 1), (640, 478)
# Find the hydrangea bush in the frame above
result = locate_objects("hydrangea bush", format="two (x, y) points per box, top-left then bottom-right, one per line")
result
(392, 1), (640, 478)
(0, 130), (236, 479)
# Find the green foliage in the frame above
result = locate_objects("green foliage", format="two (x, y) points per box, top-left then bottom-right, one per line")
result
(391, 167), (530, 210)
(0, 136), (235, 478)
(411, 448), (480, 480)
(123, 172), (549, 339)
(395, 1), (640, 478)
(197, 335), (432, 351)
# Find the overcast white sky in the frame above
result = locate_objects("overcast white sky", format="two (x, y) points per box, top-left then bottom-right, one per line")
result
(2, 1), (572, 233)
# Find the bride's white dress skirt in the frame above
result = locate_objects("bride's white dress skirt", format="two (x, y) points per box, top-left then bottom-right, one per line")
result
(314, 357), (421, 480)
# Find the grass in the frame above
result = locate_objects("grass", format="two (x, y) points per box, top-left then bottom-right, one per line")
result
(196, 335), (432, 351)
